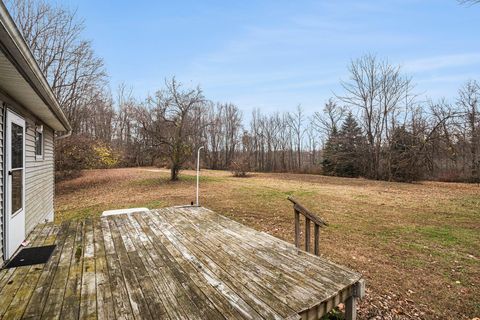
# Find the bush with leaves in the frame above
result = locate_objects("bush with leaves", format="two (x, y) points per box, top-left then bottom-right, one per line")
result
(55, 135), (119, 180)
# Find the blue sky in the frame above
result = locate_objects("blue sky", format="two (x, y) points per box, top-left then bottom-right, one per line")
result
(61, 0), (480, 115)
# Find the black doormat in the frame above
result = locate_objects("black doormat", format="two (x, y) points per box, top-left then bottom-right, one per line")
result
(4, 245), (56, 269)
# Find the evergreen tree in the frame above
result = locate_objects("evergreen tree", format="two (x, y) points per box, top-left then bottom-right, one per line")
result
(322, 113), (366, 177)
(335, 113), (366, 177)
(322, 127), (339, 175)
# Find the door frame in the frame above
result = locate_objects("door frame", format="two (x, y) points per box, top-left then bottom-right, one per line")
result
(4, 109), (26, 260)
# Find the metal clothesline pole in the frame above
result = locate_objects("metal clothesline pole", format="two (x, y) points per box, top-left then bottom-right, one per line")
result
(196, 146), (205, 206)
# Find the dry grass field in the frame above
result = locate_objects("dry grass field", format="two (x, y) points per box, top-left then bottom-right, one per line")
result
(55, 167), (480, 319)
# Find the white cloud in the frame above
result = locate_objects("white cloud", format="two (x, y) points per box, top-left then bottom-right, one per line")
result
(403, 53), (480, 73)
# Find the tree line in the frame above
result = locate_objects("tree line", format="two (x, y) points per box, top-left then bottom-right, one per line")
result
(7, 0), (480, 182)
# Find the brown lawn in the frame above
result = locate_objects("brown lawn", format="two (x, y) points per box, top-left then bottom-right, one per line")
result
(55, 167), (480, 319)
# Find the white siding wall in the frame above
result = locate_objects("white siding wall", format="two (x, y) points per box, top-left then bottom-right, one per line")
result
(0, 103), (4, 265)
(0, 93), (57, 263)
(0, 102), (55, 264)
(25, 119), (54, 234)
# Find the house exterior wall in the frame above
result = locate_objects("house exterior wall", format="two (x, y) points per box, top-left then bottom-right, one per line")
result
(0, 98), (55, 263)
(0, 102), (3, 265)
(25, 117), (54, 232)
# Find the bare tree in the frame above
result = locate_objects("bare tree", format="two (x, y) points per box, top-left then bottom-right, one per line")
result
(6, 0), (107, 133)
(312, 98), (346, 143)
(222, 103), (242, 167)
(137, 78), (205, 181)
(457, 80), (480, 181)
(287, 105), (306, 169)
(338, 54), (412, 179)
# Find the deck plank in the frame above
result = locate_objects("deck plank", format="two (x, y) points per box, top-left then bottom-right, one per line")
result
(79, 219), (97, 319)
(126, 213), (226, 320)
(176, 207), (349, 294)
(132, 213), (240, 320)
(171, 208), (322, 307)
(123, 212), (227, 320)
(0, 206), (363, 320)
(136, 213), (248, 320)
(155, 208), (297, 319)
(21, 221), (73, 319)
(0, 223), (47, 295)
(59, 220), (85, 319)
(111, 215), (171, 319)
(142, 211), (268, 319)
(174, 207), (361, 315)
(184, 207), (360, 282)
(0, 223), (55, 318)
(115, 215), (179, 320)
(100, 218), (136, 320)
(92, 218), (116, 320)
(42, 220), (83, 319)
(3, 225), (63, 319)
(106, 218), (152, 319)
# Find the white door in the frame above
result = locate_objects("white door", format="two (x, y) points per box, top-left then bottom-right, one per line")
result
(5, 110), (25, 260)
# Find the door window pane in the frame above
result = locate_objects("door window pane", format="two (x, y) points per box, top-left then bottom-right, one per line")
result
(12, 123), (23, 169)
(11, 169), (22, 215)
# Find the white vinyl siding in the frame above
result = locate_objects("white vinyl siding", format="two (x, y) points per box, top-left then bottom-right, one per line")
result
(25, 120), (54, 234)
(0, 103), (4, 264)
(0, 102), (55, 264)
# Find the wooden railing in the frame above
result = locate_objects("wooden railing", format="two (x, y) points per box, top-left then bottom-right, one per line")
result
(287, 196), (328, 256)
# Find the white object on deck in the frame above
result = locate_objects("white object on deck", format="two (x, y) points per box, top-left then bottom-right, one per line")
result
(101, 207), (149, 217)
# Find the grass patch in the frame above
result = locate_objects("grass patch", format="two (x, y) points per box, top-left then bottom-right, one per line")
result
(454, 195), (480, 208)
(177, 174), (220, 182)
(56, 205), (103, 222)
(141, 199), (165, 209)
(236, 186), (316, 201)
(415, 225), (470, 246)
(129, 174), (219, 187)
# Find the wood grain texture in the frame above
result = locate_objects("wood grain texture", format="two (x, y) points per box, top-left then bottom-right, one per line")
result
(0, 207), (363, 319)
(288, 197), (327, 256)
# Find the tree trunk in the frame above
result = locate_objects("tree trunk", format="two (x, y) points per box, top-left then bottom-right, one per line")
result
(170, 164), (179, 181)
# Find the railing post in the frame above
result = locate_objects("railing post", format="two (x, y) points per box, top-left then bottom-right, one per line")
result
(288, 196), (327, 255)
(345, 279), (365, 320)
(314, 224), (320, 255)
(294, 209), (300, 249)
(304, 218), (311, 252)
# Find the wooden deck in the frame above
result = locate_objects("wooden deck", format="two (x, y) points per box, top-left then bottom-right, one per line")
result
(0, 207), (363, 319)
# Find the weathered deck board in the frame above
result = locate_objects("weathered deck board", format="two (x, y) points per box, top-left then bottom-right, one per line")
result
(174, 208), (343, 296)
(79, 218), (97, 319)
(42, 220), (83, 319)
(60, 220), (85, 319)
(0, 207), (363, 320)
(161, 208), (302, 317)
(151, 210), (285, 319)
(2, 224), (62, 320)
(135, 213), (245, 320)
(113, 215), (172, 319)
(99, 217), (134, 320)
(139, 213), (259, 319)
(92, 218), (116, 320)
(0, 223), (56, 319)
(22, 221), (72, 319)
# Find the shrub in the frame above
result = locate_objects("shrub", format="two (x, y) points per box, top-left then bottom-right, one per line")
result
(230, 154), (250, 177)
(55, 135), (119, 180)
